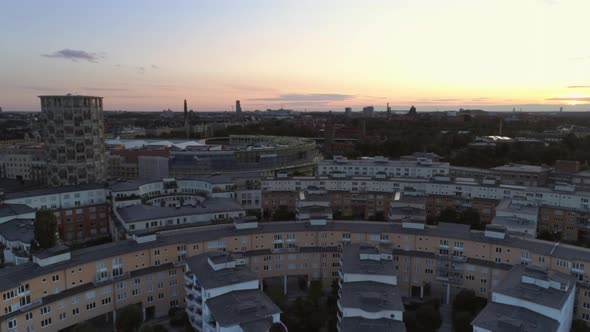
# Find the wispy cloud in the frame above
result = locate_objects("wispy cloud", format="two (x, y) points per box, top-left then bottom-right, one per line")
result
(567, 86), (590, 89)
(115, 64), (150, 74)
(249, 93), (354, 102)
(42, 49), (104, 62)
(546, 97), (590, 101)
(19, 85), (63, 92)
(79, 87), (129, 92)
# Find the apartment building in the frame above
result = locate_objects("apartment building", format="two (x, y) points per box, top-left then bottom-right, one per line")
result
(0, 147), (47, 184)
(319, 155), (450, 179)
(3, 219), (590, 331)
(184, 251), (282, 332)
(262, 173), (590, 231)
(0, 203), (36, 265)
(472, 265), (576, 332)
(115, 198), (245, 233)
(491, 199), (539, 238)
(337, 244), (405, 332)
(3, 185), (110, 244)
(491, 164), (550, 187)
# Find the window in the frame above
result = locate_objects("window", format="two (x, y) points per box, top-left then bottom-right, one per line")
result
(8, 318), (16, 330)
(41, 318), (52, 328)
(26, 312), (33, 321)
(72, 308), (79, 315)
(52, 275), (59, 282)
(86, 302), (96, 310)
(59, 312), (66, 320)
(102, 297), (112, 305)
(40, 306), (51, 315)
(132, 289), (140, 296)
(158, 293), (164, 299)
(147, 295), (154, 303)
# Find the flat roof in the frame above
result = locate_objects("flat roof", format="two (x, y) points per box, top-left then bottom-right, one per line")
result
(4, 183), (104, 200)
(0, 218), (34, 242)
(185, 252), (257, 290)
(205, 289), (280, 327)
(116, 198), (244, 224)
(493, 265), (575, 310)
(339, 317), (406, 332)
(472, 302), (559, 332)
(341, 281), (403, 312)
(492, 164), (549, 173)
(341, 244), (395, 276)
(0, 203), (35, 218)
(0, 220), (589, 292)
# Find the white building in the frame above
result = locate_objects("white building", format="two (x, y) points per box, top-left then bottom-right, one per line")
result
(337, 244), (406, 332)
(492, 199), (539, 238)
(472, 265), (576, 332)
(319, 155), (449, 179)
(184, 251), (283, 332)
(115, 198), (245, 233)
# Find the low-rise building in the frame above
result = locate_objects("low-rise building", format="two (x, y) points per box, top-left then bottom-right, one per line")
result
(492, 199), (539, 238)
(337, 244), (405, 332)
(184, 251), (283, 332)
(472, 265), (576, 332)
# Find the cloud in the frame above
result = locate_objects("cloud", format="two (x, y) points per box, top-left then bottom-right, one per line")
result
(115, 64), (150, 74)
(567, 86), (590, 89)
(546, 97), (590, 101)
(18, 85), (63, 92)
(249, 93), (354, 102)
(42, 49), (104, 62)
(79, 87), (129, 92)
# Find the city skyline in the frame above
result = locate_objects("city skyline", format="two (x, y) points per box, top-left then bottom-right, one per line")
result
(2, 0), (590, 112)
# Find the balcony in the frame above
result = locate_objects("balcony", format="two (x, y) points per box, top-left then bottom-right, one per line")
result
(184, 272), (194, 285)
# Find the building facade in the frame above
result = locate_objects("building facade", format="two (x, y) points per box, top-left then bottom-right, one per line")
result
(39, 95), (106, 187)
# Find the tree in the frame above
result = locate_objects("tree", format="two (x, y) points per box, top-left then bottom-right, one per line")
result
(271, 206), (295, 221)
(34, 209), (58, 249)
(438, 207), (458, 224)
(459, 208), (482, 230)
(452, 289), (487, 332)
(538, 229), (561, 242)
(572, 319), (590, 332)
(414, 305), (442, 332)
(117, 304), (143, 332)
(73, 322), (97, 332)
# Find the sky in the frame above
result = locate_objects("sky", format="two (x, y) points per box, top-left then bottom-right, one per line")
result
(1, 0), (590, 112)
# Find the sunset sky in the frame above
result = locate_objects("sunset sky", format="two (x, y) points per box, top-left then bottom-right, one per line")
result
(1, 0), (590, 112)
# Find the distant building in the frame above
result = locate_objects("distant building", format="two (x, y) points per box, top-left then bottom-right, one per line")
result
(362, 106), (374, 117)
(344, 107), (352, 116)
(236, 100), (242, 113)
(39, 94), (106, 187)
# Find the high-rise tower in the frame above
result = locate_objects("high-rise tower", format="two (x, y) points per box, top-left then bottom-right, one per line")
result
(235, 100), (242, 113)
(39, 94), (106, 187)
(184, 99), (189, 139)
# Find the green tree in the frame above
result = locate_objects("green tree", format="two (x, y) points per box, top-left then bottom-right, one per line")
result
(438, 207), (458, 224)
(538, 229), (561, 242)
(34, 209), (58, 249)
(415, 305), (442, 332)
(452, 289), (487, 332)
(572, 319), (590, 332)
(271, 206), (295, 221)
(117, 304), (143, 332)
(72, 321), (97, 332)
(459, 208), (482, 230)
